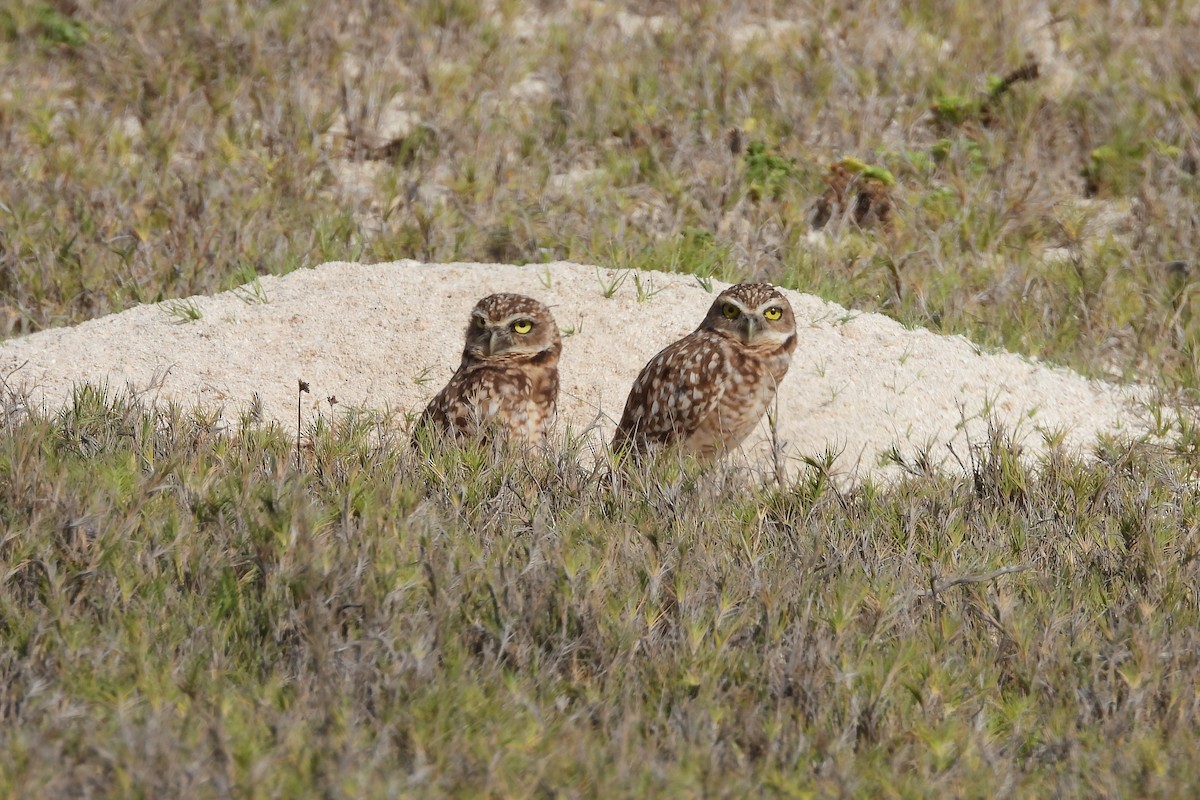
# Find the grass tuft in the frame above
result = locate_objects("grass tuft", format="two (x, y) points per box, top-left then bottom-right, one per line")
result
(162, 298), (202, 323)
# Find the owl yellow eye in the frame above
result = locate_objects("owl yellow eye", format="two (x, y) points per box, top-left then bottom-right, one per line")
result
(763, 306), (783, 321)
(722, 304), (740, 320)
(512, 320), (533, 334)
(473, 316), (486, 329)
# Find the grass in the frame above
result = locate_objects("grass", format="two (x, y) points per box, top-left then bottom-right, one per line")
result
(3, 389), (1200, 796)
(3, 0), (1200, 795)
(1, 1), (1197, 391)
(162, 298), (202, 323)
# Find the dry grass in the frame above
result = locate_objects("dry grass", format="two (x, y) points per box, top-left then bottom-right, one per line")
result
(3, 0), (1200, 795)
(3, 387), (1200, 796)
(2, 1), (1199, 384)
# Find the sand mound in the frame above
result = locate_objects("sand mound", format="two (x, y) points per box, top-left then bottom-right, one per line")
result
(0, 260), (1150, 480)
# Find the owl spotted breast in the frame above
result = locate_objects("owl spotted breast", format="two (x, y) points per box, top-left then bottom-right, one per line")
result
(417, 293), (561, 445)
(612, 283), (798, 461)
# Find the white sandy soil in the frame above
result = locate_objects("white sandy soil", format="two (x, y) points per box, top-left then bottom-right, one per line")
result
(0, 260), (1151, 481)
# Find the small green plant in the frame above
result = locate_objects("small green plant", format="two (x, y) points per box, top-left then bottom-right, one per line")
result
(34, 4), (88, 48)
(633, 273), (664, 303)
(930, 61), (1040, 127)
(929, 93), (977, 126)
(412, 365), (436, 386)
(560, 316), (583, 336)
(668, 228), (731, 285)
(929, 137), (986, 175)
(836, 156), (896, 187)
(1083, 141), (1148, 197)
(743, 140), (797, 201)
(596, 268), (630, 299)
(233, 277), (269, 305)
(163, 298), (203, 323)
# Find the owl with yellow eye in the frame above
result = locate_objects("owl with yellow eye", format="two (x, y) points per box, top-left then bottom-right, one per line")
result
(417, 293), (560, 445)
(612, 283), (797, 461)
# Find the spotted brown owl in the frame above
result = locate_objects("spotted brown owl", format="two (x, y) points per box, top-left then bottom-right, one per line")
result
(611, 283), (798, 460)
(417, 293), (561, 445)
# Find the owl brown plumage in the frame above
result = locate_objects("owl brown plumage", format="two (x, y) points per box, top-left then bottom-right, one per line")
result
(417, 293), (561, 445)
(612, 283), (798, 460)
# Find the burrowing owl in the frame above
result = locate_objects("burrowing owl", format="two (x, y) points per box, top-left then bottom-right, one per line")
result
(416, 293), (560, 445)
(612, 283), (797, 460)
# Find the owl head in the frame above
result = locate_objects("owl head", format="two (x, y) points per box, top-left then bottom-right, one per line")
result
(700, 283), (796, 349)
(462, 293), (560, 362)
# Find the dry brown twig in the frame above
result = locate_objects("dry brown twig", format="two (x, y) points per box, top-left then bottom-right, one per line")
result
(914, 563), (1033, 599)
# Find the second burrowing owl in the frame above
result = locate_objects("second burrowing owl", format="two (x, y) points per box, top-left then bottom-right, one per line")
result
(612, 283), (798, 460)
(417, 293), (560, 445)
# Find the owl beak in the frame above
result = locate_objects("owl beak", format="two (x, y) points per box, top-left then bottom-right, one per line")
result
(487, 330), (502, 356)
(744, 315), (759, 342)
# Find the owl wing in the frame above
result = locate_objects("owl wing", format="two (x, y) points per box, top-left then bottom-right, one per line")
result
(418, 363), (533, 439)
(613, 335), (729, 450)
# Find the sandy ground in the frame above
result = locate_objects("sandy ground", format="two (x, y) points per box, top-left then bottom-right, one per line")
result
(0, 260), (1151, 481)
